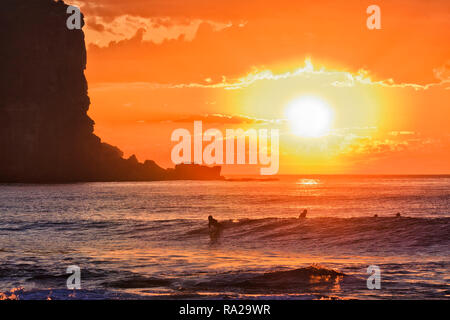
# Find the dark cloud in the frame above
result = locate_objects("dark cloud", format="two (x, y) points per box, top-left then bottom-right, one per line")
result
(87, 17), (105, 32)
(151, 113), (276, 125)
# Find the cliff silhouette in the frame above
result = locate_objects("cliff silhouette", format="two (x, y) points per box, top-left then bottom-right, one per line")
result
(0, 0), (222, 183)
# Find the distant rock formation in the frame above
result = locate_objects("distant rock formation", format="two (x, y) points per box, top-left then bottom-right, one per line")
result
(0, 0), (222, 183)
(167, 164), (222, 180)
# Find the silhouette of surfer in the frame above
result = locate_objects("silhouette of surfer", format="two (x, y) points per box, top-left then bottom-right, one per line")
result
(208, 215), (222, 238)
(396, 212), (401, 217)
(299, 209), (307, 218)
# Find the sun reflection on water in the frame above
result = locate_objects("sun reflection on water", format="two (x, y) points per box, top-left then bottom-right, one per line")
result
(297, 179), (321, 185)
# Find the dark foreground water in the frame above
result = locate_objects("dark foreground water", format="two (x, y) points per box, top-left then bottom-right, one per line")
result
(0, 176), (449, 299)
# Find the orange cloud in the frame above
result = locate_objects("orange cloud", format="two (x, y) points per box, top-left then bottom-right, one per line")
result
(81, 0), (450, 85)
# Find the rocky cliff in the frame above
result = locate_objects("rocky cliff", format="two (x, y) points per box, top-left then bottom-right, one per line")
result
(0, 0), (221, 182)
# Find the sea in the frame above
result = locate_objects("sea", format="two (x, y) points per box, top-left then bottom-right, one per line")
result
(0, 175), (449, 300)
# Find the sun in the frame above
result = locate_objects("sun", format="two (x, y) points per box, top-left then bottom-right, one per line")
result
(285, 96), (333, 137)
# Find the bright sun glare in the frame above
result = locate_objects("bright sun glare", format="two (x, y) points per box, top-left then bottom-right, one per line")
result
(286, 97), (333, 137)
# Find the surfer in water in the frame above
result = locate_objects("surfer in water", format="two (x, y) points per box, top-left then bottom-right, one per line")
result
(299, 209), (307, 218)
(208, 215), (222, 239)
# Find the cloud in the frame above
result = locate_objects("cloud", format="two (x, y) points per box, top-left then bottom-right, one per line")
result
(81, 1), (450, 85)
(147, 113), (277, 125)
(434, 61), (450, 81)
(331, 70), (450, 91)
(89, 58), (450, 92)
(331, 130), (449, 161)
(225, 60), (450, 91)
(72, 0), (299, 22)
(83, 14), (231, 47)
(86, 16), (105, 32)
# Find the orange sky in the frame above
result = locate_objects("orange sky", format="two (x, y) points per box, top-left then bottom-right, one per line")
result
(71, 0), (449, 174)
